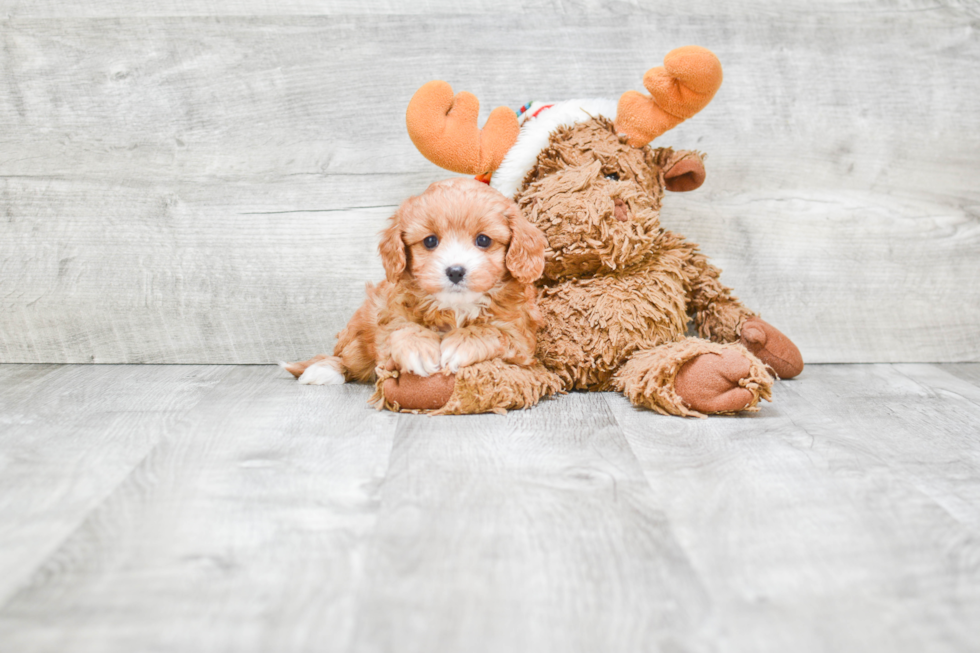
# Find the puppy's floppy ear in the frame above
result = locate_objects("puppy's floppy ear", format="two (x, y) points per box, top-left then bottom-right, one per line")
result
(378, 210), (408, 283)
(504, 204), (547, 284)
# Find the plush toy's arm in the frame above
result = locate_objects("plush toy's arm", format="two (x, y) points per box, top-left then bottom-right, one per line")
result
(682, 248), (804, 379)
(683, 249), (755, 343)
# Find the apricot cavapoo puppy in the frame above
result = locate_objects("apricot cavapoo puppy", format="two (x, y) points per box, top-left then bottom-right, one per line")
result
(282, 178), (547, 388)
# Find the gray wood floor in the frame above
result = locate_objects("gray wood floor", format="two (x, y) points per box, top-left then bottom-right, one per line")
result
(1, 364), (978, 652)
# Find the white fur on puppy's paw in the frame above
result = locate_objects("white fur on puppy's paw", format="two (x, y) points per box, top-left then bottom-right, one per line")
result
(297, 361), (345, 386)
(389, 327), (442, 377)
(440, 343), (465, 373)
(440, 335), (484, 373)
(399, 349), (441, 377)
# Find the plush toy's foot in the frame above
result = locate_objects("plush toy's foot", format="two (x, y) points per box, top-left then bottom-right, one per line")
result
(371, 359), (564, 415)
(379, 369), (457, 411)
(612, 338), (773, 418)
(674, 349), (761, 414)
(739, 318), (804, 379)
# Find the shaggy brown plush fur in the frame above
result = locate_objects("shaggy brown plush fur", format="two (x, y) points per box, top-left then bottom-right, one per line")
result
(378, 117), (807, 416)
(511, 117), (772, 415)
(386, 46), (804, 416)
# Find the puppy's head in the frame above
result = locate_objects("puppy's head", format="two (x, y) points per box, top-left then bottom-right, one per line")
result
(379, 178), (546, 303)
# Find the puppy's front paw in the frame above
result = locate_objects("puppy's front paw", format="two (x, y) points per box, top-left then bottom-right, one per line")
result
(439, 339), (470, 373)
(440, 330), (496, 373)
(390, 329), (442, 377)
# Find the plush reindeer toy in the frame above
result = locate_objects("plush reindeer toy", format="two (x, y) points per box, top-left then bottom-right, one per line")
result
(381, 46), (803, 416)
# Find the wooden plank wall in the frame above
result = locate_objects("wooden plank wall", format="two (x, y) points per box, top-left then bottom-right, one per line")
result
(1, 1), (978, 364)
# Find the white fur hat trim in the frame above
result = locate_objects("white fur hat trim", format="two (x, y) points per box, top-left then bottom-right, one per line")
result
(490, 98), (618, 200)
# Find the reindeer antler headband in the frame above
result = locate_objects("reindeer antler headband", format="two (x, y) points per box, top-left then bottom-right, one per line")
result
(405, 46), (723, 198)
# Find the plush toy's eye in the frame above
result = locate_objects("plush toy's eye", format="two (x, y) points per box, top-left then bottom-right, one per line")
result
(605, 172), (620, 181)
(423, 235), (439, 250)
(475, 234), (492, 249)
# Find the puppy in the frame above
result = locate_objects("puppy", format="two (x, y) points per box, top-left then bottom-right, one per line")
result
(281, 178), (547, 387)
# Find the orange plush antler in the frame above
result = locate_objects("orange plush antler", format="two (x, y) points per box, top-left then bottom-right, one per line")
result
(615, 46), (723, 148)
(406, 81), (520, 176)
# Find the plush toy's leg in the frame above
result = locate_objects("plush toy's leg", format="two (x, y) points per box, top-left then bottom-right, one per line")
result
(371, 359), (565, 415)
(611, 338), (772, 418)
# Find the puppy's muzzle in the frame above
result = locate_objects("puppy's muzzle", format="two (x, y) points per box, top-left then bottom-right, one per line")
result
(445, 265), (466, 285)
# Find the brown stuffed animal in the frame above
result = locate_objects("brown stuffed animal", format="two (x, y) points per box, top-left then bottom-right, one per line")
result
(380, 46), (803, 417)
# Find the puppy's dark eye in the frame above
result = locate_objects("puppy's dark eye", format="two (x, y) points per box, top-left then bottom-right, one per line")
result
(475, 234), (491, 248)
(605, 172), (620, 181)
(423, 235), (439, 250)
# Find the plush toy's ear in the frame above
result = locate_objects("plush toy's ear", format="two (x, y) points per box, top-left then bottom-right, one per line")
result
(378, 210), (408, 284)
(664, 152), (706, 192)
(616, 46), (723, 148)
(504, 205), (547, 284)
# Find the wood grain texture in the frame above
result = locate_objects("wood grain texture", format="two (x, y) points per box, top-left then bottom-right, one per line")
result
(350, 392), (707, 653)
(937, 362), (980, 389)
(0, 365), (398, 652)
(0, 182), (395, 364)
(4, 0), (979, 18)
(0, 0), (573, 17)
(2, 363), (980, 652)
(606, 365), (980, 653)
(1, 4), (978, 363)
(0, 364), (232, 606)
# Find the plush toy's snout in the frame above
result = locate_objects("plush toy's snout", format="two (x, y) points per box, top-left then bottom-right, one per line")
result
(613, 198), (629, 222)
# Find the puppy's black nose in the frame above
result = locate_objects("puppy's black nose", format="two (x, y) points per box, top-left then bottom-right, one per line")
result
(445, 265), (466, 285)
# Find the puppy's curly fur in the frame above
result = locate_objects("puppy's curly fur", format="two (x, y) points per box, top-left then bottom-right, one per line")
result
(282, 178), (547, 391)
